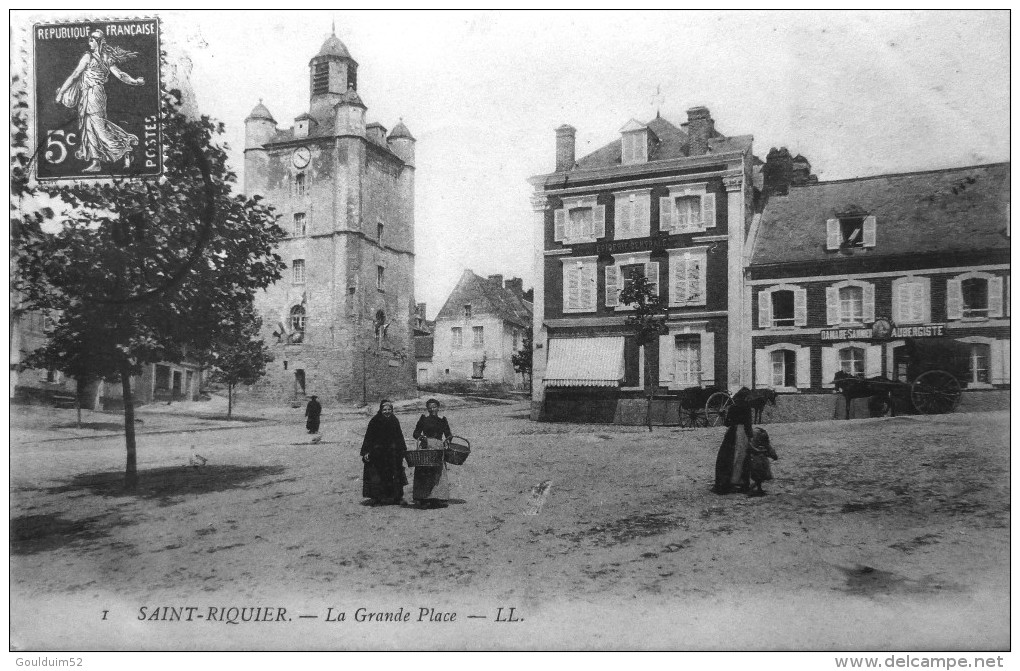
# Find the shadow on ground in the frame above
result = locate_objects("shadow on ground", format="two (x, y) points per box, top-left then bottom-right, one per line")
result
(10, 513), (109, 555)
(53, 422), (125, 432)
(45, 464), (288, 499)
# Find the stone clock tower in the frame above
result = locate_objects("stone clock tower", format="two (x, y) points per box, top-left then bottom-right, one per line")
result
(243, 28), (416, 405)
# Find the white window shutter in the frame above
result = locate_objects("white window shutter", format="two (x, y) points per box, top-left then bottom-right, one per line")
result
(796, 346), (811, 388)
(615, 197), (631, 238)
(702, 193), (716, 229)
(637, 193), (651, 237)
(594, 204), (606, 239)
(794, 287), (808, 326)
(758, 289), (772, 328)
(990, 340), (1005, 385)
(863, 216), (877, 247)
(863, 282), (876, 323)
(947, 278), (963, 320)
(672, 256), (687, 307)
(565, 265), (579, 311)
(755, 350), (770, 389)
(921, 277), (932, 323)
(988, 276), (1004, 317)
(580, 263), (595, 311)
(893, 282), (905, 323)
(826, 219), (841, 250)
(554, 209), (565, 242)
(821, 347), (838, 388)
(605, 265), (619, 307)
(1002, 339), (1010, 384)
(826, 286), (840, 325)
(691, 252), (706, 305)
(700, 330), (715, 384)
(659, 197), (673, 233)
(865, 345), (883, 378)
(644, 262), (659, 295)
(658, 334), (674, 387)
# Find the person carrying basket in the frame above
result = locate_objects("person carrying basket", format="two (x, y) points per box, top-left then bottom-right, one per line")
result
(411, 398), (453, 508)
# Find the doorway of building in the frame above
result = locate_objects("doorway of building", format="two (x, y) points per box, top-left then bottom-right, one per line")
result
(172, 371), (183, 399)
(294, 369), (306, 398)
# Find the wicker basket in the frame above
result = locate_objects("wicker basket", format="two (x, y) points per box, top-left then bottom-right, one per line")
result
(405, 449), (445, 468)
(444, 436), (471, 465)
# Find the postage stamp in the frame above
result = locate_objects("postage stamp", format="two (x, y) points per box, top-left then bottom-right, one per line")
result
(33, 18), (162, 181)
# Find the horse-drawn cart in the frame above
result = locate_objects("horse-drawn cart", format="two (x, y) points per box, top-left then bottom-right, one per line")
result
(676, 386), (731, 428)
(833, 338), (970, 417)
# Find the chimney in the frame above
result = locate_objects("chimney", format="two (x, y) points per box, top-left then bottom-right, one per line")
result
(763, 147), (794, 196)
(366, 122), (387, 145)
(505, 277), (523, 298)
(555, 124), (576, 172)
(488, 274), (504, 287)
(686, 106), (714, 156)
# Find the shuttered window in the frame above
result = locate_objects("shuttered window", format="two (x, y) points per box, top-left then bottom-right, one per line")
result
(893, 277), (931, 325)
(614, 191), (650, 240)
(562, 258), (597, 313)
(948, 272), (1003, 320)
(669, 250), (707, 307)
(838, 346), (865, 376)
(555, 199), (605, 244)
(771, 350), (796, 388)
(674, 336), (701, 388)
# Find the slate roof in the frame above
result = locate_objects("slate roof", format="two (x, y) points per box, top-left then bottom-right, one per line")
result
(389, 119), (415, 141)
(246, 100), (275, 123)
(751, 162), (1010, 266)
(436, 270), (533, 328)
(315, 33), (353, 60)
(573, 115), (752, 171)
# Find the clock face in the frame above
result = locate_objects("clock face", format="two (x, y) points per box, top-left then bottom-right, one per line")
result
(292, 146), (311, 169)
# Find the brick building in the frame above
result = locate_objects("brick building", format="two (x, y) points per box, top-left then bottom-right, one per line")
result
(243, 29), (417, 404)
(529, 107), (757, 422)
(424, 271), (532, 388)
(748, 162), (1010, 412)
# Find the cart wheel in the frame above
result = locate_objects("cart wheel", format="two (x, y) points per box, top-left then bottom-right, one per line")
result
(910, 370), (962, 414)
(705, 392), (732, 427)
(678, 406), (706, 428)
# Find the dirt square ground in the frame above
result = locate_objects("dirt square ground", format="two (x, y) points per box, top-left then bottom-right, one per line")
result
(9, 401), (1010, 651)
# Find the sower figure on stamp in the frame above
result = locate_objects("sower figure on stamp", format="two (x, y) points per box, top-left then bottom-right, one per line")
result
(411, 398), (453, 509)
(55, 30), (145, 173)
(304, 395), (322, 435)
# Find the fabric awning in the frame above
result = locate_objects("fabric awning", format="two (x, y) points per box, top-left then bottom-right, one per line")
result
(544, 337), (625, 387)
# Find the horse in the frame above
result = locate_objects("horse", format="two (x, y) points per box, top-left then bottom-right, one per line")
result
(832, 371), (897, 419)
(746, 388), (778, 423)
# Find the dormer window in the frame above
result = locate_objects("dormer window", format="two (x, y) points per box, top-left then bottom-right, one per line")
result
(826, 215), (876, 251)
(619, 119), (648, 165)
(463, 304), (472, 318)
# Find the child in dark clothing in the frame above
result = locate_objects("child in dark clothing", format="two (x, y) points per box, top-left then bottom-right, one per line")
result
(746, 427), (779, 496)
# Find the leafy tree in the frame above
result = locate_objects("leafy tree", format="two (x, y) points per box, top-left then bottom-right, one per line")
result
(203, 308), (273, 418)
(618, 270), (669, 432)
(13, 83), (286, 489)
(511, 329), (533, 388)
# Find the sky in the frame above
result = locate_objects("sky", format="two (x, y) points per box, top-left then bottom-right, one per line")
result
(12, 10), (1010, 318)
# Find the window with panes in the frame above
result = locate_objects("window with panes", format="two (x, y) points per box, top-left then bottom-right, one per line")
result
(967, 343), (990, 384)
(451, 327), (463, 349)
(770, 349), (796, 388)
(674, 195), (702, 230)
(293, 212), (306, 237)
(292, 259), (305, 284)
(290, 305), (306, 338)
(295, 172), (306, 196)
(838, 346), (864, 376)
(674, 335), (701, 387)
(838, 286), (863, 323)
(472, 326), (484, 348)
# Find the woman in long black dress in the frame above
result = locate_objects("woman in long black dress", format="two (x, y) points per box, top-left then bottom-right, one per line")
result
(360, 399), (408, 505)
(411, 398), (453, 508)
(713, 387), (754, 495)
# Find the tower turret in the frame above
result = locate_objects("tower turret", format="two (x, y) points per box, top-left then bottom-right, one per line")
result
(244, 99), (277, 149)
(334, 84), (367, 137)
(244, 100), (277, 195)
(387, 119), (416, 167)
(309, 28), (359, 122)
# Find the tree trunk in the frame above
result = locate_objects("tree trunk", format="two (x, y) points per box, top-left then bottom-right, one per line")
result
(120, 365), (138, 490)
(75, 377), (84, 428)
(227, 383), (233, 418)
(643, 344), (653, 432)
